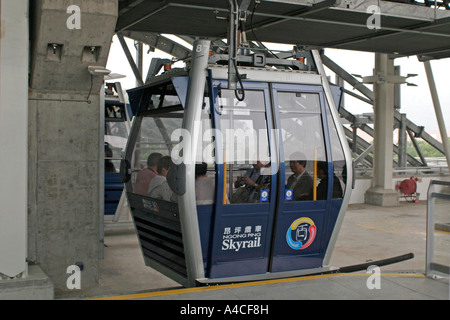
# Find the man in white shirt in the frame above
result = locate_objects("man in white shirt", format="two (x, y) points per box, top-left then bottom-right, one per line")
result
(148, 156), (174, 201)
(195, 162), (215, 205)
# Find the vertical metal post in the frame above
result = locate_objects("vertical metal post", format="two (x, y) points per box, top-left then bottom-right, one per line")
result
(99, 79), (105, 259)
(394, 65), (401, 110)
(426, 181), (435, 278)
(227, 0), (238, 90)
(178, 39), (210, 286)
(423, 60), (450, 169)
(135, 41), (144, 87)
(351, 125), (358, 154)
(398, 113), (408, 169)
(312, 50), (353, 266)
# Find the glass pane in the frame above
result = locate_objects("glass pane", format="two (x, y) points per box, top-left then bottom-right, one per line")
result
(281, 114), (326, 163)
(218, 89), (271, 204)
(326, 106), (345, 199)
(218, 90), (270, 164)
(220, 90), (266, 112)
(195, 100), (217, 205)
(151, 93), (181, 108)
(105, 120), (128, 173)
(428, 183), (450, 282)
(138, 83), (182, 112)
(131, 113), (183, 196)
(279, 92), (327, 202)
(432, 196), (450, 275)
(278, 92), (321, 113)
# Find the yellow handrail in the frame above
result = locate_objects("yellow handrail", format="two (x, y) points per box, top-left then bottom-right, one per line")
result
(313, 149), (317, 201)
(223, 151), (227, 205)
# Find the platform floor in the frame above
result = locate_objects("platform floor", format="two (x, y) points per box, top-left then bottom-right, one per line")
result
(56, 201), (449, 300)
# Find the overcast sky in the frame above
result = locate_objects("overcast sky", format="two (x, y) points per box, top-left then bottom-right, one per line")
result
(106, 36), (450, 133)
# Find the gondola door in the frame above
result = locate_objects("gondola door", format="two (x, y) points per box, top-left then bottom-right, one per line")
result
(206, 80), (278, 279)
(268, 83), (345, 273)
(204, 78), (346, 280)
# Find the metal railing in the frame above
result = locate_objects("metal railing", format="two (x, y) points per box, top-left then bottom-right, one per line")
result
(426, 180), (450, 281)
(355, 165), (450, 177)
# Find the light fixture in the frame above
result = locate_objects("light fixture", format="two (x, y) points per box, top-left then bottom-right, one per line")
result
(87, 66), (111, 76)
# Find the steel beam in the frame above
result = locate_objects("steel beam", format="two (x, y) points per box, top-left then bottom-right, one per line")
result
(323, 53), (446, 164)
(117, 31), (191, 60)
(117, 33), (144, 86)
(407, 129), (428, 166)
(340, 108), (423, 167)
(321, 54), (374, 101)
(423, 60), (450, 169)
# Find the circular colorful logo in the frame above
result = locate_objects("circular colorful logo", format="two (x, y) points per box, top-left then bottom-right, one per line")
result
(286, 217), (317, 250)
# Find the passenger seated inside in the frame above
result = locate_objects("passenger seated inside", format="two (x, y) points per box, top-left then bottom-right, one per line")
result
(316, 161), (343, 200)
(285, 153), (313, 201)
(148, 156), (176, 202)
(134, 152), (162, 195)
(195, 162), (215, 205)
(232, 161), (271, 203)
(234, 160), (265, 189)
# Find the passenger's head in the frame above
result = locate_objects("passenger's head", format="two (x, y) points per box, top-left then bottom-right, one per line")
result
(290, 160), (307, 175)
(289, 152), (307, 175)
(147, 152), (162, 168)
(195, 162), (208, 177)
(157, 156), (173, 176)
(317, 162), (328, 179)
(253, 160), (268, 169)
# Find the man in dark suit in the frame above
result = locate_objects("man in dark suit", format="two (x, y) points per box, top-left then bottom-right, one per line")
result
(286, 158), (313, 201)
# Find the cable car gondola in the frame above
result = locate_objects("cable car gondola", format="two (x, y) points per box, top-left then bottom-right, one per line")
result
(120, 40), (353, 287)
(104, 82), (132, 218)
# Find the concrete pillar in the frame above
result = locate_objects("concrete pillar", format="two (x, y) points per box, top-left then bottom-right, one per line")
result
(0, 0), (28, 280)
(365, 53), (399, 206)
(28, 0), (118, 291)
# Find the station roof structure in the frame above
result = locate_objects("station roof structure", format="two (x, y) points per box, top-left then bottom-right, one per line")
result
(116, 0), (450, 60)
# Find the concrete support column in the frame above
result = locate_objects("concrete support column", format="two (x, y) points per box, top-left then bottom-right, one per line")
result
(28, 0), (118, 292)
(0, 0), (28, 279)
(365, 53), (399, 206)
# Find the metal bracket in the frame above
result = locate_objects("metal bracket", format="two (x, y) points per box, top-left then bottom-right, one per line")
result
(209, 53), (308, 70)
(354, 73), (417, 86)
